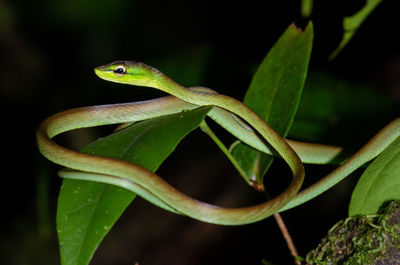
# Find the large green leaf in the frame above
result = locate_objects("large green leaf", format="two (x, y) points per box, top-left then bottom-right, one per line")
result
(231, 23), (313, 189)
(57, 107), (211, 265)
(329, 0), (382, 59)
(348, 136), (400, 216)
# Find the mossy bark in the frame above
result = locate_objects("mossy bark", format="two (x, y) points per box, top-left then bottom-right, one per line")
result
(306, 201), (400, 265)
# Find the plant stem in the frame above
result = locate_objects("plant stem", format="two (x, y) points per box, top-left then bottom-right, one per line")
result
(200, 120), (301, 264)
(199, 120), (249, 182)
(273, 213), (301, 265)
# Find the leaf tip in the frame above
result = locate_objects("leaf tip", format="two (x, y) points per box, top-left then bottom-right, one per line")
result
(290, 21), (313, 33)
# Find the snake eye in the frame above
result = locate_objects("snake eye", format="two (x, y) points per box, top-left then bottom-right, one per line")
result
(113, 66), (126, 76)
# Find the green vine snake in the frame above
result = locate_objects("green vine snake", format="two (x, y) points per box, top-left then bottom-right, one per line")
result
(36, 61), (400, 225)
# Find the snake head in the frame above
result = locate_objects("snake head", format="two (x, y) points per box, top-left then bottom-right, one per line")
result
(94, 61), (159, 88)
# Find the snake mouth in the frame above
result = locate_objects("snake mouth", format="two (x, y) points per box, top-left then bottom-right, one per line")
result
(94, 65), (113, 73)
(94, 67), (146, 80)
(94, 67), (111, 80)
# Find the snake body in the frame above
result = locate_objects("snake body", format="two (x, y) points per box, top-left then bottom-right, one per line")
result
(37, 61), (400, 225)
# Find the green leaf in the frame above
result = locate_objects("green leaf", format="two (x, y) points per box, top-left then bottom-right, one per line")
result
(231, 23), (313, 189)
(349, 136), (400, 216)
(329, 0), (382, 60)
(57, 107), (211, 265)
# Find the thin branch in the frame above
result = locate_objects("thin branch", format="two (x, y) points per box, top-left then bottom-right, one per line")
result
(273, 213), (301, 265)
(199, 120), (249, 181)
(199, 120), (302, 264)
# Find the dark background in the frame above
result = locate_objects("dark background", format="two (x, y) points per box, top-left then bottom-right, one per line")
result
(1, 0), (399, 264)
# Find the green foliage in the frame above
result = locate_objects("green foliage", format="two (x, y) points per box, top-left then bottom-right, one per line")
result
(301, 0), (382, 58)
(231, 23), (313, 189)
(56, 107), (211, 265)
(330, 0), (383, 59)
(349, 136), (400, 216)
(48, 4), (395, 264)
